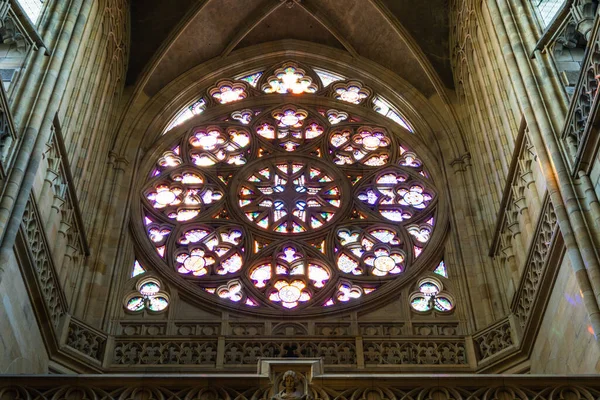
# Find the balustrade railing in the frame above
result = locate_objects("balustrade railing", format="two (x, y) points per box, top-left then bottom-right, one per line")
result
(561, 11), (600, 165)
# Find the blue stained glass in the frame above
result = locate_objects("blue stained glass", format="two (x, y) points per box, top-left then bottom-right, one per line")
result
(239, 72), (263, 87)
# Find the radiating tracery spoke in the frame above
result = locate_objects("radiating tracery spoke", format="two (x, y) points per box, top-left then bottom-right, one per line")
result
(238, 160), (342, 234)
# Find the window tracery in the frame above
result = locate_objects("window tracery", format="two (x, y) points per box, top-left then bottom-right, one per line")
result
(162, 62), (413, 135)
(124, 277), (170, 313)
(210, 80), (248, 104)
(141, 62), (442, 314)
(409, 277), (454, 313)
(333, 81), (371, 104)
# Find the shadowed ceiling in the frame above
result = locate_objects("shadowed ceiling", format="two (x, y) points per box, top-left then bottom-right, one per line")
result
(127, 0), (452, 96)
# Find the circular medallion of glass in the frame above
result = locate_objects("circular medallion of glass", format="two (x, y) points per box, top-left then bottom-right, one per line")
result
(236, 157), (344, 234)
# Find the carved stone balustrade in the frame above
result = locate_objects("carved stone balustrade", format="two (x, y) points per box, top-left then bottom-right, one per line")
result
(562, 13), (600, 165)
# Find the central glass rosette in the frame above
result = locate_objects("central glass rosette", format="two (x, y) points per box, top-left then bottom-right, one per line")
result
(236, 157), (343, 234)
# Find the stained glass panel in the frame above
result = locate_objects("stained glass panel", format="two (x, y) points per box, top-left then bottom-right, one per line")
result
(132, 260), (146, 277)
(434, 260), (448, 277)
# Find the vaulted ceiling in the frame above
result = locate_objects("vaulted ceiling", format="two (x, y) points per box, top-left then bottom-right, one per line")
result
(127, 0), (452, 97)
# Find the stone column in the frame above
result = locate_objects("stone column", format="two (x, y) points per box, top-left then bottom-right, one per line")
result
(0, 0), (90, 282)
(578, 170), (600, 245)
(490, 0), (600, 337)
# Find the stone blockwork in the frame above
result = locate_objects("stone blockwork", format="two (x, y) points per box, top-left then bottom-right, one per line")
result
(4, 0), (600, 378)
(0, 251), (48, 373)
(530, 255), (600, 373)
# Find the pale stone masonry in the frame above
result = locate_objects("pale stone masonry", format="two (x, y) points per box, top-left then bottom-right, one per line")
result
(0, 0), (599, 385)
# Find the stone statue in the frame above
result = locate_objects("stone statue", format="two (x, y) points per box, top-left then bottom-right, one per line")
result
(272, 370), (311, 400)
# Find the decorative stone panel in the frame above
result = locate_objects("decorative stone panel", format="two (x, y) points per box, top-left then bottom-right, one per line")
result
(112, 341), (218, 365)
(65, 318), (107, 361)
(21, 197), (68, 328)
(513, 198), (558, 328)
(472, 318), (515, 362)
(3, 376), (600, 400)
(363, 340), (467, 365)
(223, 341), (356, 365)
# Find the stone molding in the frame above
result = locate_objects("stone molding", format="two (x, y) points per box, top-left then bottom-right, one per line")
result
(115, 320), (459, 337)
(490, 123), (539, 257)
(2, 374), (600, 399)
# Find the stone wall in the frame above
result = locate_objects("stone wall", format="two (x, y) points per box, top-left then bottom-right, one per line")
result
(0, 251), (48, 373)
(530, 256), (600, 373)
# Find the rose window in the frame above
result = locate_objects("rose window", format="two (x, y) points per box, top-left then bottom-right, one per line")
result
(141, 101), (438, 313)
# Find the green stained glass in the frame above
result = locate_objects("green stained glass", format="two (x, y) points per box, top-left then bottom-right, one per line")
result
(434, 260), (447, 277)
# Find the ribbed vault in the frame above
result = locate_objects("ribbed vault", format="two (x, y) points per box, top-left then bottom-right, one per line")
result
(127, 0), (453, 96)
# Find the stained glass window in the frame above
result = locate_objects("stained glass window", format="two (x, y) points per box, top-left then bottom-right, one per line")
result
(434, 260), (448, 277)
(125, 278), (169, 312)
(262, 63), (317, 94)
(532, 0), (566, 27)
(17, 0), (44, 23)
(333, 81), (371, 104)
(237, 71), (263, 87)
(142, 62), (438, 313)
(165, 98), (206, 133)
(410, 278), (454, 313)
(373, 96), (413, 132)
(132, 260), (146, 277)
(314, 68), (345, 87)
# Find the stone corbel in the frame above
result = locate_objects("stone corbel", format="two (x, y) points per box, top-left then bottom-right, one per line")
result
(450, 153), (472, 173)
(574, 0), (598, 40)
(506, 209), (521, 238)
(512, 185), (529, 215)
(0, 15), (27, 52)
(108, 151), (129, 173)
(258, 358), (323, 384)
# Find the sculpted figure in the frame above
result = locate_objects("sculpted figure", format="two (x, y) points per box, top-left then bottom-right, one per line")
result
(272, 370), (311, 400)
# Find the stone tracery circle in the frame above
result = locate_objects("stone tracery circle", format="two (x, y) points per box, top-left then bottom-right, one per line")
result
(140, 99), (440, 313)
(234, 156), (347, 235)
